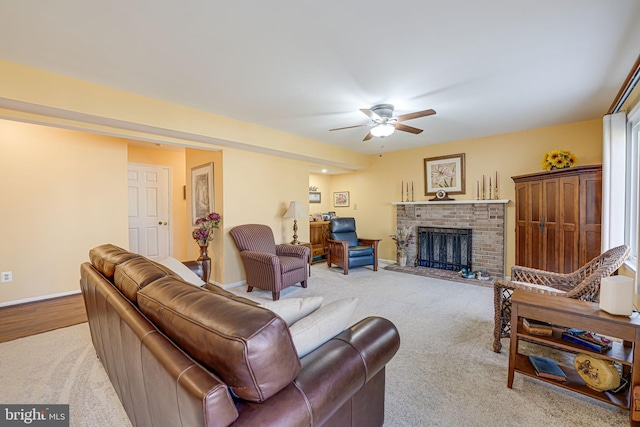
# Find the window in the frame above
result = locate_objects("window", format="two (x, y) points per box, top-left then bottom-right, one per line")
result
(625, 103), (640, 270)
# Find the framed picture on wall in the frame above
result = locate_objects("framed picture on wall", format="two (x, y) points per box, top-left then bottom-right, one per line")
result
(309, 191), (321, 203)
(191, 163), (214, 224)
(424, 153), (465, 195)
(333, 191), (350, 207)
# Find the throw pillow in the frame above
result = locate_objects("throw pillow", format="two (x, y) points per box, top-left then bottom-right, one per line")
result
(289, 297), (358, 358)
(260, 296), (324, 325)
(156, 256), (205, 287)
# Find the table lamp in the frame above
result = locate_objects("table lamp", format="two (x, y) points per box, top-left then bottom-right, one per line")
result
(283, 201), (304, 244)
(600, 275), (634, 316)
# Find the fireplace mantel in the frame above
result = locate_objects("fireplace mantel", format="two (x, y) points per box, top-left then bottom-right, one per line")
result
(392, 199), (509, 206)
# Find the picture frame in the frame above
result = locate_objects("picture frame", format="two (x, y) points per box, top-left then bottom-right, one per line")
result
(309, 191), (321, 203)
(191, 163), (214, 224)
(333, 191), (350, 207)
(424, 153), (465, 195)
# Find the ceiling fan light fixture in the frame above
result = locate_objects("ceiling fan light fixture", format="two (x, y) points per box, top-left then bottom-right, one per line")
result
(370, 123), (395, 138)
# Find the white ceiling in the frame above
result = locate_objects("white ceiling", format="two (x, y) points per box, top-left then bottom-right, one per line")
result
(0, 1), (639, 156)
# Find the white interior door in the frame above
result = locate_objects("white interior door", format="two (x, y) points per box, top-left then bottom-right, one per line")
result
(128, 163), (171, 260)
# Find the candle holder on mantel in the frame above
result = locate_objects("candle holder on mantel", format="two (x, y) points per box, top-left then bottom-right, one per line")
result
(400, 181), (416, 202)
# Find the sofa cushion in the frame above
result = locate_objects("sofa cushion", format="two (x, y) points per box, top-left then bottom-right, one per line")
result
(204, 283), (260, 306)
(289, 298), (359, 358)
(348, 246), (374, 258)
(114, 257), (180, 303)
(138, 279), (301, 402)
(89, 244), (141, 279)
(156, 256), (205, 287)
(260, 296), (324, 325)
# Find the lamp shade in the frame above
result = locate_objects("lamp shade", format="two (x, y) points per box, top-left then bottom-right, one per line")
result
(370, 123), (395, 138)
(284, 201), (304, 218)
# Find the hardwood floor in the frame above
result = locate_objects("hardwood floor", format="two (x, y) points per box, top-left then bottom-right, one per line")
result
(0, 293), (87, 343)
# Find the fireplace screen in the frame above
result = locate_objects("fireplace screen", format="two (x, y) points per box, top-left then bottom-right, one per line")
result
(416, 227), (472, 271)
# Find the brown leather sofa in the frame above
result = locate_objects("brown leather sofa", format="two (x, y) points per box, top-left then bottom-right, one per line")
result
(80, 244), (400, 427)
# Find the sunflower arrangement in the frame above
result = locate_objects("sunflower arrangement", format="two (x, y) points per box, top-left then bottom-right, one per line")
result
(541, 149), (577, 171)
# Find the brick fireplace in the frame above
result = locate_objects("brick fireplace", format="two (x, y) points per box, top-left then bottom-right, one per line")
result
(392, 200), (507, 280)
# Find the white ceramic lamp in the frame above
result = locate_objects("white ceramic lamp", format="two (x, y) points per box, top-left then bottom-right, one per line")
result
(599, 275), (634, 316)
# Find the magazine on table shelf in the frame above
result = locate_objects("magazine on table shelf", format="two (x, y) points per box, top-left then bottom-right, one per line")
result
(561, 328), (612, 353)
(527, 355), (567, 382)
(522, 318), (553, 336)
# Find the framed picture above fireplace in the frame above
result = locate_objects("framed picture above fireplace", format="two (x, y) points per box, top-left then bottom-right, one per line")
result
(424, 153), (465, 196)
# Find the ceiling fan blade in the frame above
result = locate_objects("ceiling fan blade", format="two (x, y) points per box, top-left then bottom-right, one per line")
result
(395, 123), (424, 134)
(395, 109), (436, 122)
(360, 108), (381, 121)
(329, 123), (370, 131)
(363, 132), (373, 141)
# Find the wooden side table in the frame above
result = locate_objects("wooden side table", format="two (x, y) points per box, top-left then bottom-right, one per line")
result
(508, 290), (640, 425)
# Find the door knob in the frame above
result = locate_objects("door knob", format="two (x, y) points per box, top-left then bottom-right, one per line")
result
(158, 221), (168, 225)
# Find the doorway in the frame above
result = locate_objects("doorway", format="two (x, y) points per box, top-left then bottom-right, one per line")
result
(128, 163), (172, 260)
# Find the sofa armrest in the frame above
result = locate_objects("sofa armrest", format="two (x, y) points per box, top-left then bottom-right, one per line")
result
(276, 244), (310, 259)
(232, 316), (400, 426)
(182, 260), (203, 279)
(327, 238), (349, 251)
(358, 238), (380, 247)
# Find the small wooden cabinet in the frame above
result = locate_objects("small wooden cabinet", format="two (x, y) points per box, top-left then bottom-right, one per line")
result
(309, 221), (330, 264)
(512, 165), (602, 273)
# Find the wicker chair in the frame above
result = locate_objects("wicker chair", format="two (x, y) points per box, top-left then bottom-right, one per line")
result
(492, 245), (630, 352)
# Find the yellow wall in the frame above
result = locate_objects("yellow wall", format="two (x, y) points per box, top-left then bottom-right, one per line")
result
(0, 60), (370, 172)
(0, 120), (128, 304)
(0, 58), (612, 303)
(221, 148), (311, 285)
(184, 148), (223, 283)
(308, 173), (333, 216)
(0, 115), (604, 304)
(328, 119), (603, 269)
(127, 145), (189, 260)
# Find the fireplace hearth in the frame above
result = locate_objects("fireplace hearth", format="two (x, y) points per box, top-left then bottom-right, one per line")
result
(417, 227), (472, 271)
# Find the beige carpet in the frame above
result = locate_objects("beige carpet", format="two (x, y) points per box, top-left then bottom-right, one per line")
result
(0, 262), (629, 426)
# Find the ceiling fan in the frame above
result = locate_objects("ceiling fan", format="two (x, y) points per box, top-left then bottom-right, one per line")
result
(329, 104), (436, 141)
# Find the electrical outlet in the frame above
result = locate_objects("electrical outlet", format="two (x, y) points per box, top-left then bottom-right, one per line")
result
(1, 271), (12, 283)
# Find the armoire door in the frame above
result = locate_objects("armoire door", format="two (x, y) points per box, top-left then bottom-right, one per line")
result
(558, 175), (580, 273)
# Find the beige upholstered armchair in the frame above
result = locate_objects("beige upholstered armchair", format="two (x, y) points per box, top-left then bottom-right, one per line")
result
(230, 224), (310, 301)
(493, 244), (630, 352)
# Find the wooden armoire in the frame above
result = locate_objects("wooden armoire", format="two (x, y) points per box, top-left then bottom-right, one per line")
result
(512, 165), (602, 274)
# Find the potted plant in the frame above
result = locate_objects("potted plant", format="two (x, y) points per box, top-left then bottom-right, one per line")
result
(390, 226), (415, 267)
(192, 212), (221, 283)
